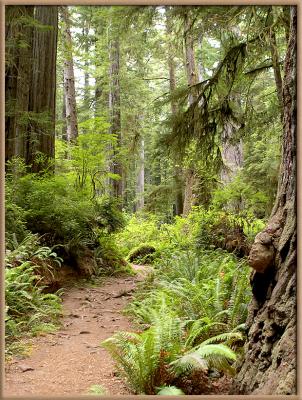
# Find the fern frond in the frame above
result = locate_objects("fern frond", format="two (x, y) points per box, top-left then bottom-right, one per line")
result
(199, 331), (243, 346)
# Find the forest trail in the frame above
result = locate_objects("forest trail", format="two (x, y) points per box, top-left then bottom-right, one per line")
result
(5, 265), (150, 396)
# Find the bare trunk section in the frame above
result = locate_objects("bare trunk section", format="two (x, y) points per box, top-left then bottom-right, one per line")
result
(232, 7), (296, 395)
(182, 8), (198, 216)
(220, 116), (243, 184)
(94, 26), (103, 119)
(166, 6), (184, 216)
(61, 77), (67, 141)
(83, 24), (90, 112)
(136, 138), (145, 211)
(109, 37), (123, 200)
(61, 6), (78, 144)
(27, 6), (58, 172)
(197, 33), (205, 82)
(5, 6), (34, 164)
(268, 7), (283, 117)
(270, 31), (283, 113)
(183, 169), (196, 217)
(183, 9), (198, 104)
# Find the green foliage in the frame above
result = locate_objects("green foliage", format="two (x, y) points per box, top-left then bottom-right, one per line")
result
(5, 232), (62, 269)
(115, 213), (162, 256)
(130, 249), (250, 329)
(106, 212), (251, 394)
(127, 244), (157, 264)
(5, 262), (62, 345)
(6, 171), (125, 253)
(102, 312), (183, 394)
(102, 309), (238, 394)
(95, 234), (131, 275)
(171, 342), (236, 377)
(212, 172), (272, 219)
(94, 196), (126, 233)
(71, 129), (116, 196)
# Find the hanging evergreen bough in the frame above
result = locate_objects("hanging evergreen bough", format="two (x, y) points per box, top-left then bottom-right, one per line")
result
(161, 16), (280, 166)
(162, 41), (247, 164)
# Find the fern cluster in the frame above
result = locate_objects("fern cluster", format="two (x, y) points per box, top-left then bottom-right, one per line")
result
(103, 247), (250, 394)
(5, 262), (63, 351)
(102, 310), (240, 394)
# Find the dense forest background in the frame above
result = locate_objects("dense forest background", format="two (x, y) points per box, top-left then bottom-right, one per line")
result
(5, 5), (296, 396)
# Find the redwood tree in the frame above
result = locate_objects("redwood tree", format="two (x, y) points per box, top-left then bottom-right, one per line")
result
(182, 7), (198, 216)
(27, 6), (58, 172)
(61, 6), (78, 143)
(233, 6), (296, 395)
(108, 35), (123, 199)
(5, 6), (34, 163)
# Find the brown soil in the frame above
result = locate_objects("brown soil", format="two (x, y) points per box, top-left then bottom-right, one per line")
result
(4, 265), (149, 397)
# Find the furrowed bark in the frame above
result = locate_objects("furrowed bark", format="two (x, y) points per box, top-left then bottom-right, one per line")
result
(61, 6), (78, 143)
(27, 6), (58, 172)
(232, 6), (296, 394)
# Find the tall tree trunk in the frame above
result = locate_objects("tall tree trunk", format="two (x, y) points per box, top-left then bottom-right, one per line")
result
(232, 6), (296, 395)
(109, 36), (123, 200)
(5, 6), (34, 164)
(136, 137), (144, 211)
(183, 169), (196, 217)
(27, 6), (58, 172)
(61, 6), (78, 143)
(61, 75), (67, 141)
(94, 26), (103, 119)
(197, 33), (205, 82)
(83, 24), (90, 112)
(220, 32), (243, 185)
(220, 115), (243, 184)
(166, 6), (183, 215)
(182, 8), (198, 216)
(183, 9), (198, 104)
(268, 7), (283, 118)
(270, 30), (283, 113)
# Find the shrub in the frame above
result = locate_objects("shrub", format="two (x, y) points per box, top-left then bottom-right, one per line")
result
(94, 196), (126, 233)
(114, 213), (162, 256)
(6, 172), (127, 271)
(127, 244), (157, 264)
(5, 183), (28, 247)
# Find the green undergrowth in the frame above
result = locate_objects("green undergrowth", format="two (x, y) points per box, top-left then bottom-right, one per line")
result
(5, 261), (63, 356)
(5, 160), (133, 354)
(103, 209), (255, 394)
(115, 207), (265, 262)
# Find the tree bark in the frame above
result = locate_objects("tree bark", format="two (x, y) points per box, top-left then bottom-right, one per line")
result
(268, 7), (284, 117)
(166, 6), (184, 216)
(232, 6), (296, 395)
(197, 33), (205, 82)
(83, 23), (90, 112)
(5, 6), (34, 164)
(183, 169), (196, 217)
(183, 8), (198, 105)
(27, 6), (58, 172)
(61, 75), (67, 141)
(182, 8), (198, 216)
(109, 36), (123, 200)
(220, 115), (243, 184)
(61, 6), (78, 143)
(136, 137), (144, 211)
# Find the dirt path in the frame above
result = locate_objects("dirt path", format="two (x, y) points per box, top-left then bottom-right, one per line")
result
(5, 265), (150, 397)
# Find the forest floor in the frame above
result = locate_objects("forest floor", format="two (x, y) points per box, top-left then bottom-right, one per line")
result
(4, 264), (149, 397)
